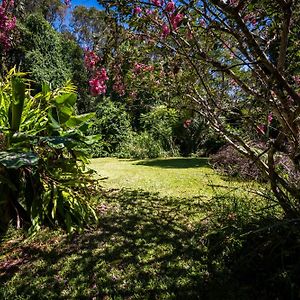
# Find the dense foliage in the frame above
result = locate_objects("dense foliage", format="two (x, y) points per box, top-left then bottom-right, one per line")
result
(0, 69), (98, 236)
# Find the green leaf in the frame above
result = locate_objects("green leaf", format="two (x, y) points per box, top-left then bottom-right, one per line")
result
(0, 151), (39, 169)
(65, 112), (95, 128)
(11, 76), (26, 132)
(54, 93), (77, 106)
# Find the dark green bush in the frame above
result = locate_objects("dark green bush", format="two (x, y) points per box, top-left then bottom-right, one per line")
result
(21, 14), (72, 89)
(89, 98), (132, 156)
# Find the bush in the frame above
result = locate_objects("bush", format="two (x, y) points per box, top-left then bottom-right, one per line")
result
(141, 105), (180, 156)
(210, 144), (264, 181)
(89, 98), (132, 156)
(116, 131), (169, 159)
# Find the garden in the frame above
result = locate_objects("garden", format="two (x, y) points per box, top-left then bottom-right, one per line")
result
(1, 0), (300, 299)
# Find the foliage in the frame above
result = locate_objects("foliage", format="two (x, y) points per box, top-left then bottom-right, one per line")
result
(140, 105), (180, 156)
(0, 69), (98, 236)
(89, 97), (132, 156)
(71, 5), (109, 49)
(116, 131), (168, 159)
(60, 32), (94, 114)
(20, 14), (72, 90)
(12, 0), (68, 26)
(98, 0), (300, 218)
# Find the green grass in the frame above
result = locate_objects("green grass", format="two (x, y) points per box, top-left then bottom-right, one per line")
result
(91, 157), (258, 198)
(1, 157), (296, 299)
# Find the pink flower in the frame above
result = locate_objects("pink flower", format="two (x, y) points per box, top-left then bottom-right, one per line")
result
(170, 13), (184, 30)
(162, 23), (171, 38)
(134, 62), (143, 74)
(146, 9), (154, 15)
(84, 50), (101, 70)
(199, 19), (206, 27)
(293, 75), (300, 85)
(0, 2), (16, 51)
(89, 78), (106, 96)
(186, 29), (193, 40)
(165, 1), (175, 12)
(97, 68), (109, 81)
(133, 62), (154, 74)
(6, 17), (16, 30)
(152, 0), (161, 6)
(133, 6), (142, 15)
(113, 81), (126, 96)
(243, 13), (257, 26)
(89, 68), (109, 96)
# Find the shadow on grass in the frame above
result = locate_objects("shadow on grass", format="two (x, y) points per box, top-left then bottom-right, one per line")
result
(135, 157), (209, 169)
(1, 189), (300, 299)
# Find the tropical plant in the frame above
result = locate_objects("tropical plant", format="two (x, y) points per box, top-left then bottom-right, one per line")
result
(0, 68), (98, 236)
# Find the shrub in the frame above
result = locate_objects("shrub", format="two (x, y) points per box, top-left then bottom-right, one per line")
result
(210, 144), (264, 181)
(116, 131), (169, 159)
(141, 105), (180, 156)
(89, 98), (132, 156)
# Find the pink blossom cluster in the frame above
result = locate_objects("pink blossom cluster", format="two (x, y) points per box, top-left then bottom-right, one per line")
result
(84, 50), (101, 70)
(152, 0), (161, 6)
(64, 0), (71, 7)
(146, 9), (154, 15)
(162, 23), (171, 38)
(89, 68), (109, 96)
(112, 63), (126, 96)
(133, 6), (142, 15)
(84, 49), (108, 96)
(165, 1), (175, 12)
(170, 13), (184, 30)
(162, 12), (184, 38)
(183, 119), (192, 128)
(0, 0), (16, 51)
(133, 62), (154, 74)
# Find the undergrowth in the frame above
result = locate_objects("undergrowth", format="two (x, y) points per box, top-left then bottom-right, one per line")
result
(0, 187), (300, 299)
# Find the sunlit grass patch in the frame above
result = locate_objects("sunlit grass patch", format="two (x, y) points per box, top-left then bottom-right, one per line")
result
(90, 157), (259, 199)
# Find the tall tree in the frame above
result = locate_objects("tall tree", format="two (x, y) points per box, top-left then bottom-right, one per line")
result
(98, 0), (300, 217)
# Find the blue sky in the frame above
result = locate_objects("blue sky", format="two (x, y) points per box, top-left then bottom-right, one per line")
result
(70, 0), (102, 9)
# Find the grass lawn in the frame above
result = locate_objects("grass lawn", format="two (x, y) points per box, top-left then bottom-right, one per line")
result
(1, 157), (295, 300)
(91, 157), (258, 199)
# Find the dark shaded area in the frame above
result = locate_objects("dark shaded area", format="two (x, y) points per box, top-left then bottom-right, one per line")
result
(135, 157), (209, 169)
(1, 189), (300, 299)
